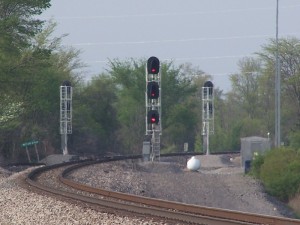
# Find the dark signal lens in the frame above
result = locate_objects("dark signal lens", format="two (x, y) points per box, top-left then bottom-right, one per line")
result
(147, 82), (159, 99)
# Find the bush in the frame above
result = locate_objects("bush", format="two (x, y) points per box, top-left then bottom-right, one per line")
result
(161, 144), (177, 154)
(250, 153), (265, 178)
(288, 131), (300, 150)
(259, 147), (300, 201)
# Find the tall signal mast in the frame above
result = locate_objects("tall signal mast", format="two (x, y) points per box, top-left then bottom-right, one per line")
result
(145, 56), (161, 161)
(202, 81), (214, 155)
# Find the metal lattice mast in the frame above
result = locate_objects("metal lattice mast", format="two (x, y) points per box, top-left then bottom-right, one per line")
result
(145, 57), (161, 161)
(202, 81), (214, 155)
(60, 81), (72, 155)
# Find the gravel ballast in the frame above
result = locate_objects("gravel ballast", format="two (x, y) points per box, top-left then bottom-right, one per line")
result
(71, 154), (296, 218)
(0, 154), (297, 224)
(0, 169), (172, 224)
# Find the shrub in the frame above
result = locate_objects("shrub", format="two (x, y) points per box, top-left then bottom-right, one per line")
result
(250, 153), (265, 178)
(259, 147), (300, 201)
(288, 131), (300, 150)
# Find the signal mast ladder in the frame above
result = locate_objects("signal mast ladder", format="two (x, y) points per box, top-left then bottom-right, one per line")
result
(151, 130), (161, 161)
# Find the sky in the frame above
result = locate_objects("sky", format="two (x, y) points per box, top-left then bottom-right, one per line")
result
(41, 0), (300, 92)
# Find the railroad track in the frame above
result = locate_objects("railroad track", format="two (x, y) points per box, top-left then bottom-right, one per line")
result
(25, 154), (300, 225)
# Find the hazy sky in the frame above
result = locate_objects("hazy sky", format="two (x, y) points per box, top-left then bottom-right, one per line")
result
(42, 0), (300, 92)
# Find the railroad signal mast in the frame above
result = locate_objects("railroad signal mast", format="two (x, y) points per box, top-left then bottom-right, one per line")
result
(202, 81), (214, 155)
(145, 56), (161, 161)
(60, 80), (72, 155)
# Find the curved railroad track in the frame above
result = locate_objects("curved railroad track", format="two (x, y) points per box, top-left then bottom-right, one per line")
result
(25, 154), (300, 225)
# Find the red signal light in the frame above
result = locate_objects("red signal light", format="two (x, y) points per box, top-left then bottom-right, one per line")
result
(147, 56), (160, 74)
(147, 110), (159, 124)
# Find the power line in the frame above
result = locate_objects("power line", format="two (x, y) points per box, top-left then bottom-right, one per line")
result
(86, 54), (255, 64)
(65, 32), (300, 47)
(42, 4), (300, 20)
(84, 54), (254, 64)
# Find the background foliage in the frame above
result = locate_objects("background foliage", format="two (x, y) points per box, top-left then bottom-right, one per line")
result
(251, 148), (300, 202)
(1, 2), (300, 168)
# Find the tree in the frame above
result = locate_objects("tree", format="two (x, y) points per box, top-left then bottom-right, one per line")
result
(0, 0), (51, 48)
(220, 57), (266, 150)
(258, 37), (300, 141)
(0, 0), (53, 159)
(16, 22), (83, 153)
(103, 58), (146, 154)
(103, 59), (203, 153)
(229, 57), (261, 119)
(71, 75), (119, 154)
(0, 13), (84, 160)
(210, 88), (233, 152)
(0, 0), (51, 95)
(160, 63), (201, 152)
(164, 101), (197, 150)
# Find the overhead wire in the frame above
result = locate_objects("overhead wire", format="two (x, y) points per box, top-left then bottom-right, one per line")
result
(42, 3), (300, 77)
(42, 4), (300, 20)
(66, 32), (300, 47)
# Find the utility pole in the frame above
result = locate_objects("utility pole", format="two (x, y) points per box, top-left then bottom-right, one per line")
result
(275, 0), (281, 147)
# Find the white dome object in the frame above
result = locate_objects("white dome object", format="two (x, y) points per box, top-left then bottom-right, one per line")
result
(187, 156), (200, 171)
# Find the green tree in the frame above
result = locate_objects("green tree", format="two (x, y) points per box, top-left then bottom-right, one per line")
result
(164, 101), (197, 151)
(71, 75), (119, 154)
(0, 0), (51, 95)
(103, 59), (203, 154)
(0, 0), (51, 48)
(17, 22), (83, 154)
(107, 58), (146, 154)
(229, 57), (261, 119)
(0, 0), (52, 159)
(223, 56), (273, 149)
(0, 12), (84, 160)
(257, 37), (300, 143)
(210, 88), (233, 152)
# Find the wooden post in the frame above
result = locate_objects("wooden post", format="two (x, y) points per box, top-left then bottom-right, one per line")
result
(34, 144), (40, 162)
(25, 146), (31, 163)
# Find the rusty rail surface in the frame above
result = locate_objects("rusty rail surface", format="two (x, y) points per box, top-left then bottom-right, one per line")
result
(26, 154), (300, 225)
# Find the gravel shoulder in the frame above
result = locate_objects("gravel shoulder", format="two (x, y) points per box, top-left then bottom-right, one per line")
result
(0, 154), (296, 224)
(0, 167), (172, 224)
(70, 154), (296, 218)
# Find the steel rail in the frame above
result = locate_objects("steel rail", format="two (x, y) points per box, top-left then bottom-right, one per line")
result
(60, 160), (300, 225)
(26, 155), (251, 225)
(26, 153), (300, 225)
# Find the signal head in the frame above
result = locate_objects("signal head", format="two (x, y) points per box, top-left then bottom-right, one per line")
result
(147, 81), (159, 99)
(147, 110), (159, 124)
(147, 56), (160, 74)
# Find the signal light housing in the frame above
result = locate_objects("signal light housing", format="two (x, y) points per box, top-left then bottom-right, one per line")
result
(147, 81), (159, 99)
(147, 110), (159, 124)
(147, 56), (160, 74)
(203, 81), (213, 97)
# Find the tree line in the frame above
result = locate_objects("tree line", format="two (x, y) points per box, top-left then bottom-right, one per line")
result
(1, 1), (300, 162)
